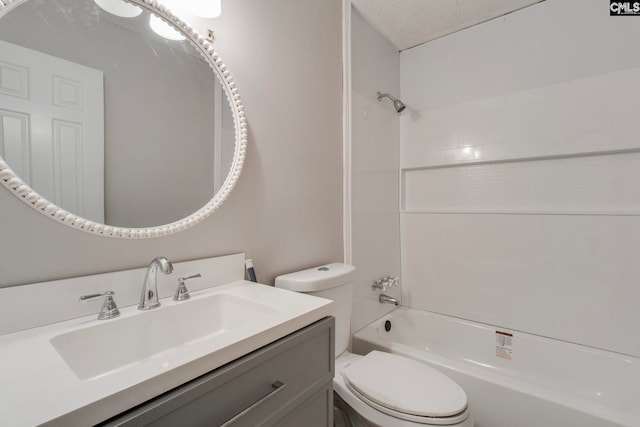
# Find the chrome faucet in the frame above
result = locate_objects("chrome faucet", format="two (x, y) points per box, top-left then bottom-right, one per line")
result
(139, 256), (173, 310)
(379, 293), (399, 306)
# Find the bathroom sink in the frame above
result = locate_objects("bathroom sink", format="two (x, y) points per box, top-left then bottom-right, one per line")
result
(51, 293), (278, 380)
(0, 264), (333, 427)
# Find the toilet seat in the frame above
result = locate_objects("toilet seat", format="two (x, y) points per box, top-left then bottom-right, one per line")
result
(337, 351), (471, 426)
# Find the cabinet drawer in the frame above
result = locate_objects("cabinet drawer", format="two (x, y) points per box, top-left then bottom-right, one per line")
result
(101, 317), (334, 427)
(276, 384), (333, 427)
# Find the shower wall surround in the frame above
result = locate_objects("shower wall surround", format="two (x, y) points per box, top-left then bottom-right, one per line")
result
(349, 8), (401, 333)
(0, 0), (343, 288)
(400, 0), (640, 356)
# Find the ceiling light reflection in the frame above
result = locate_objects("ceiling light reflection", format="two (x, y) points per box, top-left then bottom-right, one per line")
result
(94, 0), (143, 18)
(149, 14), (186, 41)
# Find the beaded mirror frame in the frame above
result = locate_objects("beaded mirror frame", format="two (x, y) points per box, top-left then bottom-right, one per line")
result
(0, 0), (247, 238)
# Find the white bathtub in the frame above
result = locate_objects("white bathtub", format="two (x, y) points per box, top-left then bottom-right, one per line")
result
(352, 307), (640, 427)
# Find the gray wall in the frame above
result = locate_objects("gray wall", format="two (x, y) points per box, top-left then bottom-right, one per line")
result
(0, 0), (344, 287)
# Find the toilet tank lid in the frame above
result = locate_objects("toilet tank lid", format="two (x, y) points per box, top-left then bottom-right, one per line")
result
(274, 263), (355, 292)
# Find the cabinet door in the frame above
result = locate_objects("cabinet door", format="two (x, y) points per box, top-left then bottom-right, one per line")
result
(99, 317), (334, 427)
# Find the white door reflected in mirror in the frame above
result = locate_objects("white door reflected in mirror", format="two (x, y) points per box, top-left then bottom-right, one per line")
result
(0, 40), (105, 223)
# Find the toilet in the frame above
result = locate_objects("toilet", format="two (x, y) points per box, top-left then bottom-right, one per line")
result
(275, 263), (473, 427)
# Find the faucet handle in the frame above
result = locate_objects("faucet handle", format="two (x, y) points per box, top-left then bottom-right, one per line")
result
(371, 276), (400, 292)
(174, 273), (201, 301)
(80, 291), (120, 320)
(372, 277), (387, 291)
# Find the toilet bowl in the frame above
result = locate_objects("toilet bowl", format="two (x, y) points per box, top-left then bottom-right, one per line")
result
(275, 263), (473, 427)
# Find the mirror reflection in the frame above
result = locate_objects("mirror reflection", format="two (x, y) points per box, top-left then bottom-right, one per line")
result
(0, 0), (235, 228)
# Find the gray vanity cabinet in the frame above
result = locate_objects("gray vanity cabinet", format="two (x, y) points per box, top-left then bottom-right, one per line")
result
(99, 317), (334, 427)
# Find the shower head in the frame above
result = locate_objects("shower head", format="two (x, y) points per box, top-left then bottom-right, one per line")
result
(377, 91), (406, 113)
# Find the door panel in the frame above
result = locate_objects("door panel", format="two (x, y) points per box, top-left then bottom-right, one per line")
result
(0, 40), (104, 222)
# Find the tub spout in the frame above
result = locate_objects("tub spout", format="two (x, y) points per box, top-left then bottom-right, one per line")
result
(379, 293), (399, 306)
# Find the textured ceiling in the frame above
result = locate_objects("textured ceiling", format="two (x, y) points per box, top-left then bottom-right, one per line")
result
(351, 0), (544, 51)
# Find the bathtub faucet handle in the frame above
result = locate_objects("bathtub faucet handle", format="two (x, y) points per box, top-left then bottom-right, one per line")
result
(371, 276), (400, 292)
(388, 276), (400, 288)
(372, 277), (387, 291)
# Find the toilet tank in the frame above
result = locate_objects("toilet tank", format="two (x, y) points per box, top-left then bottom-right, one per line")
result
(275, 263), (355, 357)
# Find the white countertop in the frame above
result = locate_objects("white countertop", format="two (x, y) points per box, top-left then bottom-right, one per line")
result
(0, 281), (333, 427)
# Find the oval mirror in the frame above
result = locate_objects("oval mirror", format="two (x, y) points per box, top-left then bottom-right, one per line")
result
(0, 0), (247, 238)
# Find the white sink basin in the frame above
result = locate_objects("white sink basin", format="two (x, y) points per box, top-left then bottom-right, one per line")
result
(50, 293), (278, 380)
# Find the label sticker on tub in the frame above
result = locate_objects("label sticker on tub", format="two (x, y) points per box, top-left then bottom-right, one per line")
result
(495, 331), (513, 360)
